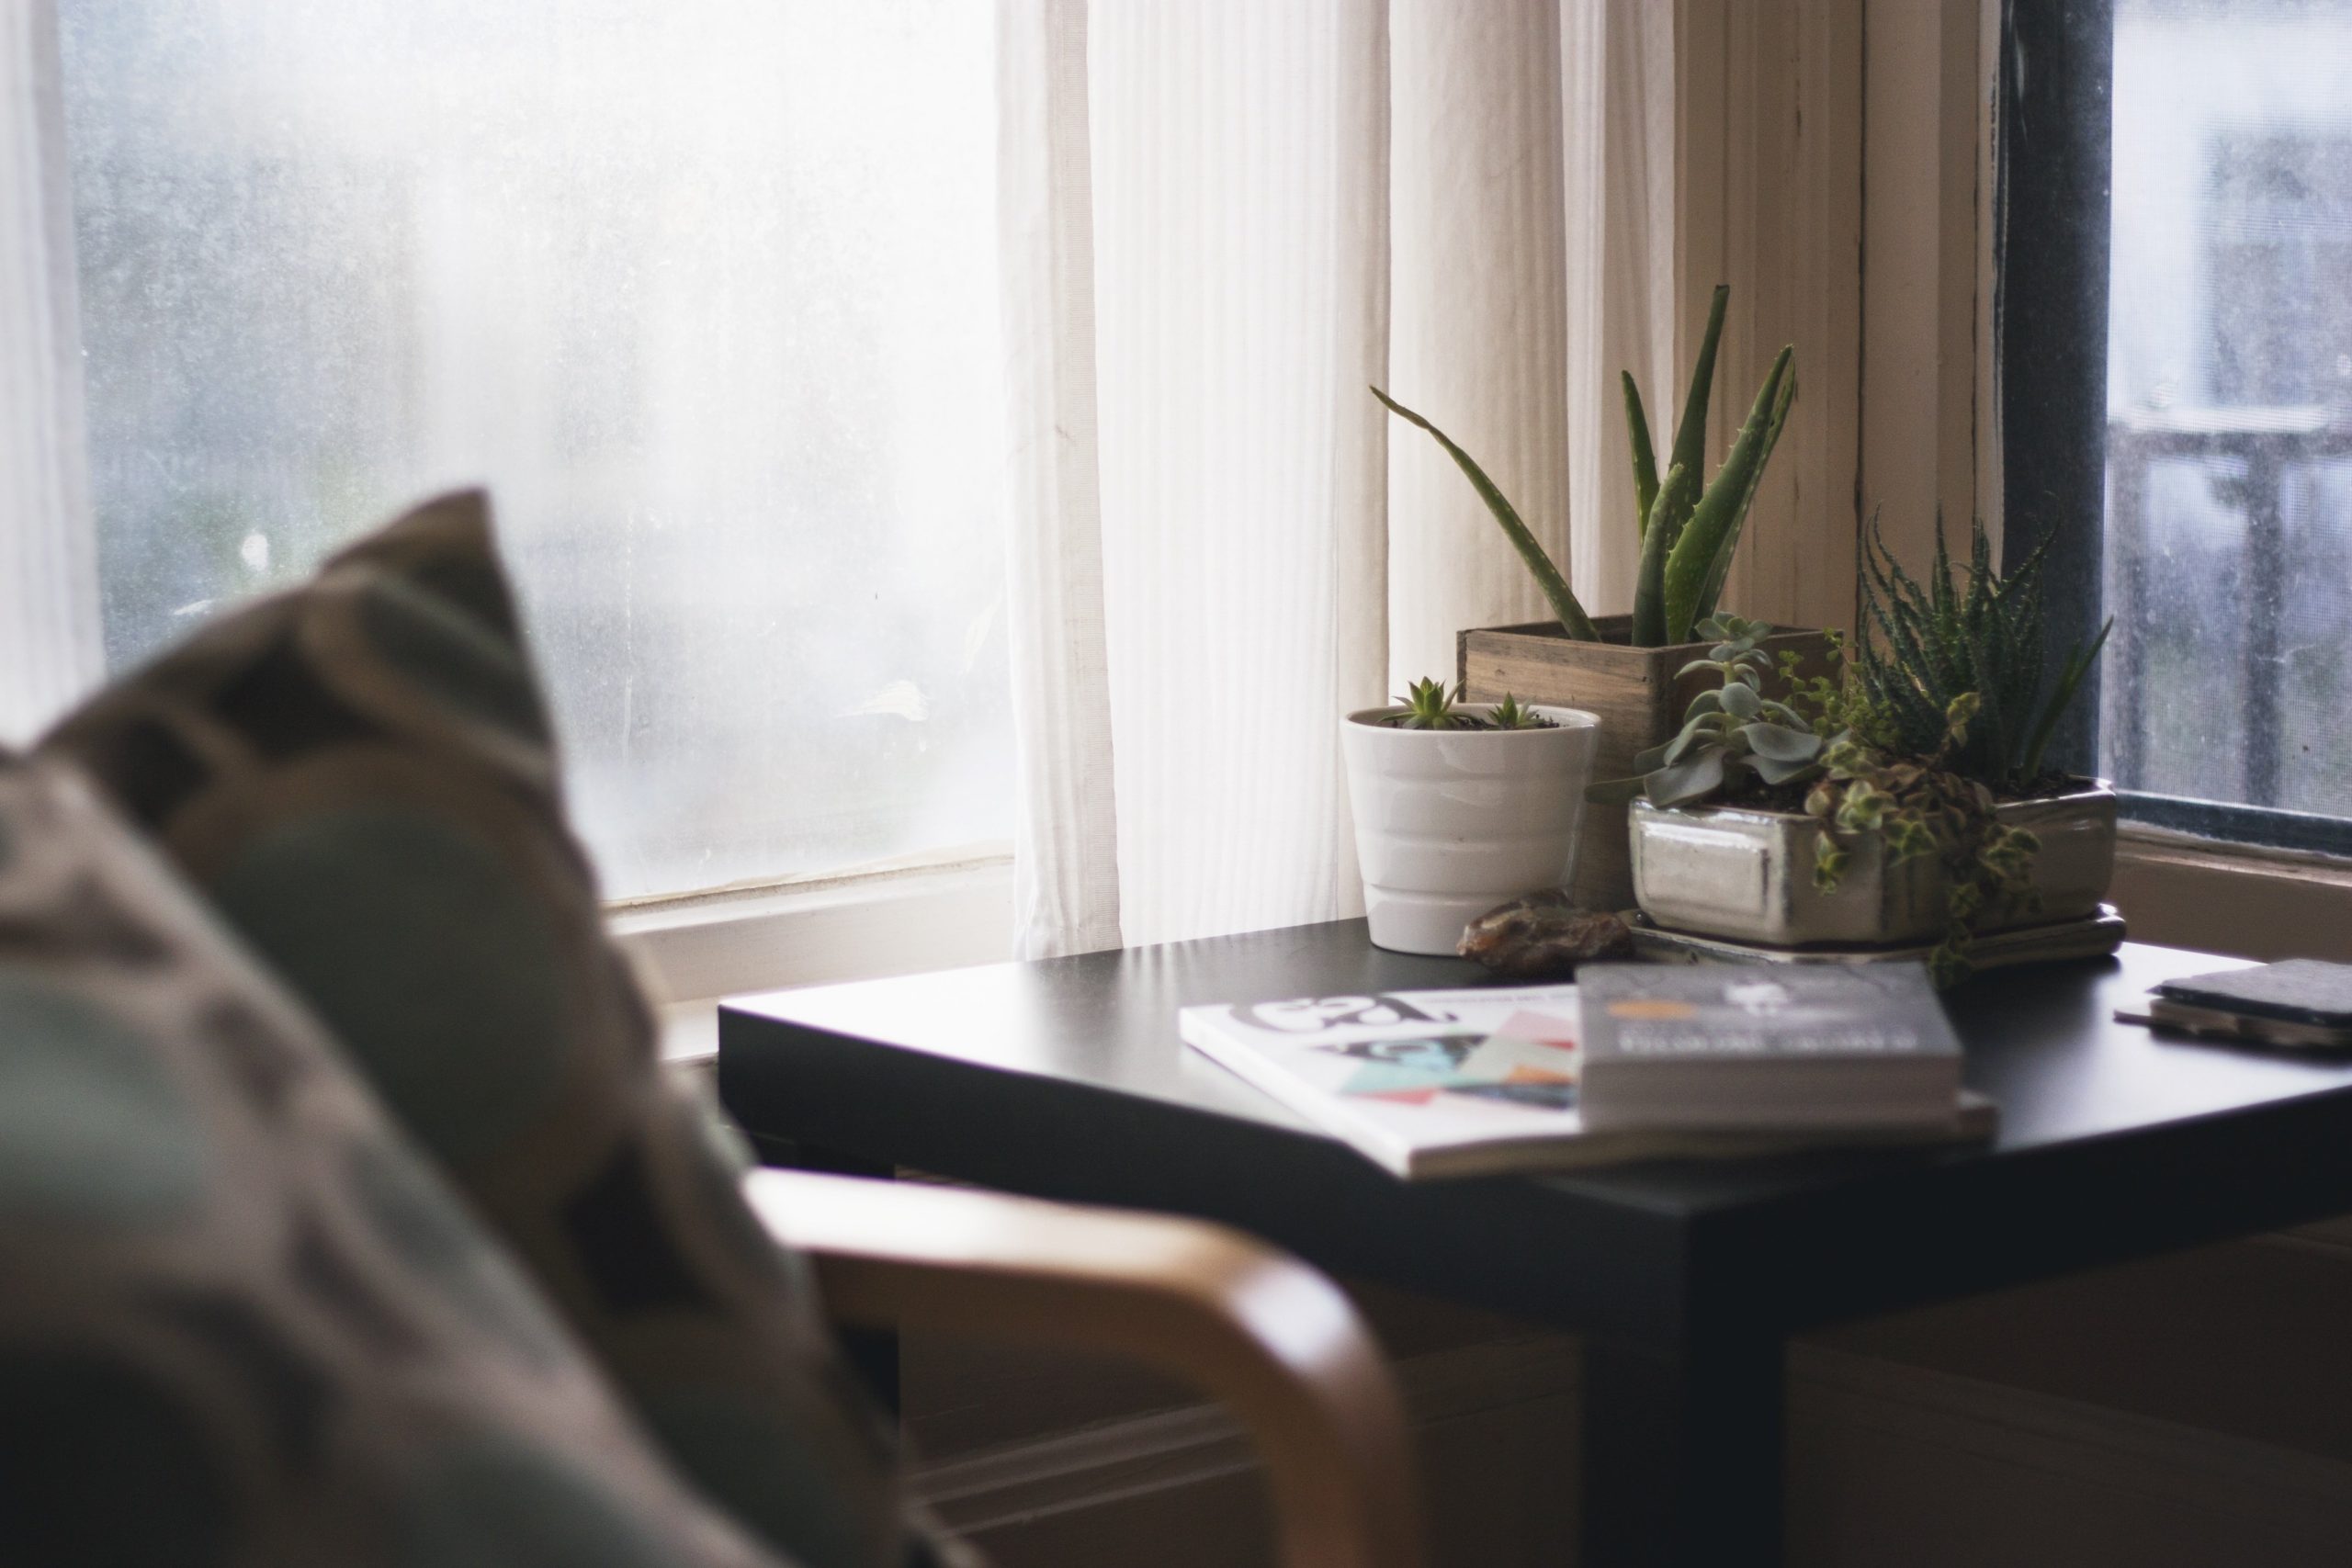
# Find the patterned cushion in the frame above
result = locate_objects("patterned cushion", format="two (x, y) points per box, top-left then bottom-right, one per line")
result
(0, 754), (786, 1568)
(41, 491), (932, 1568)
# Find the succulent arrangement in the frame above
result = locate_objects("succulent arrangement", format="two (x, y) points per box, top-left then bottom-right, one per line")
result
(1377, 678), (1555, 731)
(1587, 516), (2111, 984)
(1372, 285), (1796, 649)
(1804, 693), (2046, 985)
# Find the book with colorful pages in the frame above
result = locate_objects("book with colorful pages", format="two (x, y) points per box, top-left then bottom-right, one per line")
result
(1177, 983), (1991, 1180)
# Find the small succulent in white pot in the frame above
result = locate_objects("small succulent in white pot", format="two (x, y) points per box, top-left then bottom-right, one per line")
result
(1341, 680), (1603, 954)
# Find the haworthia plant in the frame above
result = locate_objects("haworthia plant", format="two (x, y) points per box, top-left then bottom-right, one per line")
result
(1375, 284), (1796, 649)
(1851, 513), (2112, 791)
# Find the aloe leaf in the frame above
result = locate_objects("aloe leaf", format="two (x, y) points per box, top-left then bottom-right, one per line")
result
(1631, 461), (1695, 645)
(1662, 346), (1796, 642)
(1623, 371), (1659, 539)
(2021, 618), (2111, 778)
(1686, 355), (1799, 629)
(1667, 284), (1732, 490)
(1373, 387), (1600, 640)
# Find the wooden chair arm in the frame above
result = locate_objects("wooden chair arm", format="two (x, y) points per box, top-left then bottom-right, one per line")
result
(742, 1168), (1425, 1568)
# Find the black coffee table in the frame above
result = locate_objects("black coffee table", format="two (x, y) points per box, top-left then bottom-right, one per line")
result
(718, 923), (2352, 1567)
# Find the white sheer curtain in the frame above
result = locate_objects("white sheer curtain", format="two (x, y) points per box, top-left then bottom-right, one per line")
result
(1001, 0), (1684, 957)
(0, 0), (102, 745)
(1561, 1), (1681, 622)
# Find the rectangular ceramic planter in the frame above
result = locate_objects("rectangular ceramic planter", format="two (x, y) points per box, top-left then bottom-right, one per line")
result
(1627, 784), (2120, 947)
(1458, 615), (1832, 911)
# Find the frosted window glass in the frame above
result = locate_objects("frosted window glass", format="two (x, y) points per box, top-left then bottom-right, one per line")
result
(2105, 1), (2352, 817)
(58, 2), (1012, 900)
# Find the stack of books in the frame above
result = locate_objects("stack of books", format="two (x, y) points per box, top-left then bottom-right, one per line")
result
(1177, 962), (1981, 1180)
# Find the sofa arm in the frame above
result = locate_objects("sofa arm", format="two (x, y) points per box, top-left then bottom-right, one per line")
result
(742, 1169), (1424, 1568)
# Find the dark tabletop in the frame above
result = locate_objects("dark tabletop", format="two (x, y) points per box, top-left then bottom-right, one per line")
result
(719, 924), (2352, 1340)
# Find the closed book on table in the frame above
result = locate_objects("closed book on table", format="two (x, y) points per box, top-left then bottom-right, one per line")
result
(1575, 963), (1962, 1133)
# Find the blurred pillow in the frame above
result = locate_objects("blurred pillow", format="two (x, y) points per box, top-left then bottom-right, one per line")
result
(0, 754), (785, 1568)
(41, 491), (933, 1568)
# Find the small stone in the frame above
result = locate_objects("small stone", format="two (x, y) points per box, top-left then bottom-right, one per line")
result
(1457, 891), (1634, 979)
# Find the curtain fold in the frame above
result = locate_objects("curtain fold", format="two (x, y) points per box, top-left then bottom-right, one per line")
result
(0, 0), (102, 744)
(1560, 0), (1682, 622)
(1000, 0), (1685, 957)
(1054, 0), (1392, 951)
(999, 0), (1125, 959)
(1385, 0), (1570, 690)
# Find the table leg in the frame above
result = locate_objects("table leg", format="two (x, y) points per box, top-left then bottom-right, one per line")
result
(1579, 1330), (1785, 1567)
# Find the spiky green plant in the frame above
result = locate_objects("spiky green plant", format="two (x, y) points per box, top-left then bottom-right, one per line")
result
(1377, 680), (1554, 731)
(1486, 693), (1555, 730)
(1372, 285), (1797, 649)
(1385, 676), (1473, 730)
(1852, 514), (2111, 792)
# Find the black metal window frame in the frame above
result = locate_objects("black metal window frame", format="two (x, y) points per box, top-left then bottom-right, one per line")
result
(1997, 0), (2352, 857)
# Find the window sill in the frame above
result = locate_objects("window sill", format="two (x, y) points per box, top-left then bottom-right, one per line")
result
(607, 844), (1014, 1065)
(2112, 824), (2352, 962)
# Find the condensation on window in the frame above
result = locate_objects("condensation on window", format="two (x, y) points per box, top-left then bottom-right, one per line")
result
(58, 2), (1012, 900)
(2106, 0), (2352, 817)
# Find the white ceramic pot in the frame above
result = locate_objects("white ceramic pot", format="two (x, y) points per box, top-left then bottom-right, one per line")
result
(1340, 703), (1604, 954)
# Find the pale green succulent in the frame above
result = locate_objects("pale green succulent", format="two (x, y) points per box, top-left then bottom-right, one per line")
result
(1585, 615), (1828, 806)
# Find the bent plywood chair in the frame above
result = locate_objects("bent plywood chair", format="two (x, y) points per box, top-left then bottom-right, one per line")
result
(747, 1170), (1427, 1568)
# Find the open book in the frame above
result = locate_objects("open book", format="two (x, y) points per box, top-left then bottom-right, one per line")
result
(1178, 984), (1993, 1180)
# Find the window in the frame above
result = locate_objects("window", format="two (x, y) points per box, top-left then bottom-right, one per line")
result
(2013, 0), (2352, 852)
(56, 2), (1014, 902)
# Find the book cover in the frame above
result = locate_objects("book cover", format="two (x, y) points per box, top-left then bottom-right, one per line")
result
(1575, 963), (1962, 1132)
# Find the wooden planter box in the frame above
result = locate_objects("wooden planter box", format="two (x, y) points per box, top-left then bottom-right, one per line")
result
(1458, 615), (1833, 912)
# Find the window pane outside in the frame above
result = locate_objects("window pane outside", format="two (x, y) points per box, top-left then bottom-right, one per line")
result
(2106, 0), (2352, 823)
(59, 2), (1013, 901)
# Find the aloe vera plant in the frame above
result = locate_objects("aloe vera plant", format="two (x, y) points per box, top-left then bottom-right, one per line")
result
(1373, 284), (1797, 649)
